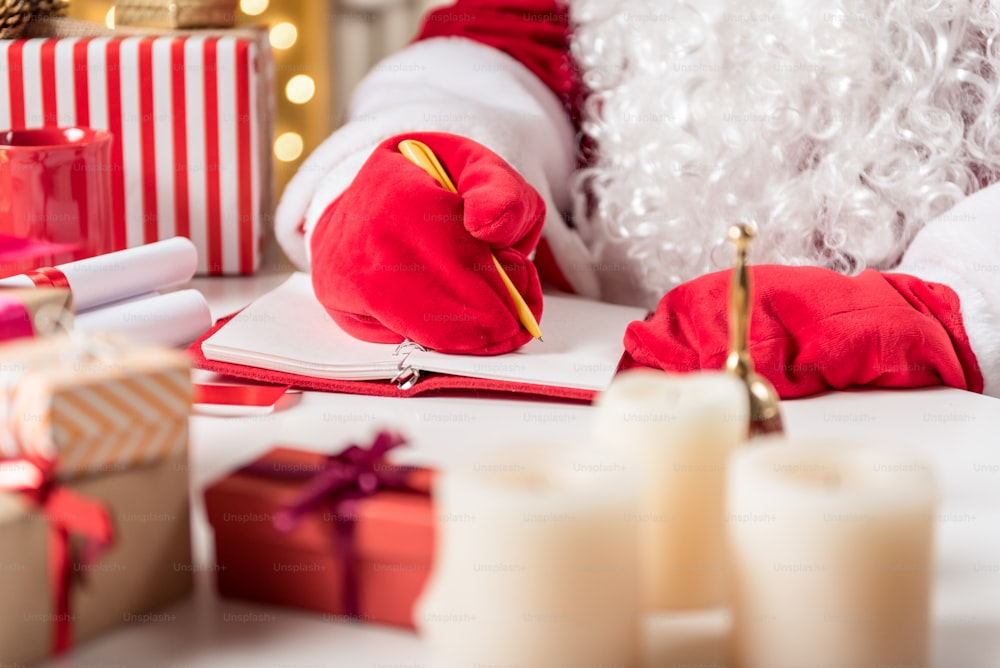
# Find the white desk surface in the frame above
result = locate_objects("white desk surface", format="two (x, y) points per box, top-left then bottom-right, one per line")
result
(38, 274), (1000, 668)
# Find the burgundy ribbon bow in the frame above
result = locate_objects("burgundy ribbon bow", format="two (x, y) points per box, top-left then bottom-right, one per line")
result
(239, 431), (426, 619)
(0, 458), (115, 654)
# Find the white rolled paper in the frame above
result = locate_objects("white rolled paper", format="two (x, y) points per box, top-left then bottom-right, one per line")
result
(592, 369), (749, 610)
(0, 237), (198, 311)
(417, 441), (641, 668)
(74, 289), (212, 348)
(77, 291), (160, 313)
(726, 439), (937, 668)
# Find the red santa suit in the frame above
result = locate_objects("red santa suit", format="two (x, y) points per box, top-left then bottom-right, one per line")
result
(275, 0), (1000, 398)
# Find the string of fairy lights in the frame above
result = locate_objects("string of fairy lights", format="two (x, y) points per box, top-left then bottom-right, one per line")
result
(94, 0), (316, 167)
(62, 0), (336, 198)
(69, 0), (446, 193)
(236, 0), (312, 164)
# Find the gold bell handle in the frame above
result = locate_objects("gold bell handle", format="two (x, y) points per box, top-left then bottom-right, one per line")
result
(727, 224), (753, 380)
(724, 223), (785, 439)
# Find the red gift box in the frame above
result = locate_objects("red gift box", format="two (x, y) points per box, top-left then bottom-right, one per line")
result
(0, 18), (275, 275)
(204, 434), (435, 629)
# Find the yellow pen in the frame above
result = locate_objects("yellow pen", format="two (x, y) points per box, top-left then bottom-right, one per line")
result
(398, 139), (544, 341)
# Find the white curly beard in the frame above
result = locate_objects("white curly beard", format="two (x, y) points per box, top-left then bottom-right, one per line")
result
(568, 0), (1000, 308)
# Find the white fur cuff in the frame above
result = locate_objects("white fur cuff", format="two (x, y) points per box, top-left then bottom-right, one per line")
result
(897, 183), (1000, 397)
(274, 37), (600, 297)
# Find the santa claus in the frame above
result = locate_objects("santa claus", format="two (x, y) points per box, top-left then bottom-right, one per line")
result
(275, 0), (1000, 398)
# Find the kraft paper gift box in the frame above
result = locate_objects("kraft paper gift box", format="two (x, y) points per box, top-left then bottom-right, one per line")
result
(0, 457), (194, 665)
(204, 435), (436, 629)
(0, 287), (72, 341)
(0, 335), (192, 479)
(0, 17), (276, 275)
(0, 337), (194, 664)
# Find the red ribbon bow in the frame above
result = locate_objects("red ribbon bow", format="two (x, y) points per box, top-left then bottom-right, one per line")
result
(238, 431), (426, 618)
(0, 458), (115, 654)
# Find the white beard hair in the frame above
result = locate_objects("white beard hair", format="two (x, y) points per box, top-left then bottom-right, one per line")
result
(568, 0), (1000, 309)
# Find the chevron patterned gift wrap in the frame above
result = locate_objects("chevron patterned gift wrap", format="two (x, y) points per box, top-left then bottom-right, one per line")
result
(0, 337), (191, 480)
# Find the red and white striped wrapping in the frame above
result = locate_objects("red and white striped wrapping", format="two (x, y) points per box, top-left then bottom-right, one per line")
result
(0, 27), (273, 275)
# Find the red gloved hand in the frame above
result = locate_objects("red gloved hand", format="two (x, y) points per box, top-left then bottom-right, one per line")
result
(624, 266), (985, 398)
(310, 132), (544, 355)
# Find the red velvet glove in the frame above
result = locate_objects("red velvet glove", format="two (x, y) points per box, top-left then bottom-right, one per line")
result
(624, 266), (985, 398)
(310, 132), (545, 355)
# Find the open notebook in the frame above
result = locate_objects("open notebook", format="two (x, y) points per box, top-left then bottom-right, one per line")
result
(200, 273), (648, 394)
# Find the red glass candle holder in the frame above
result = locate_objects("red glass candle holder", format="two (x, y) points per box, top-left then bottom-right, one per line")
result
(0, 126), (114, 278)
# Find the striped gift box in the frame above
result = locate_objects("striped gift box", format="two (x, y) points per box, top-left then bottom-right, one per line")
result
(0, 22), (274, 275)
(0, 337), (192, 480)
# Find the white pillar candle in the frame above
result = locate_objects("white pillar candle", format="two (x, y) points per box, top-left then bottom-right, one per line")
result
(592, 369), (749, 610)
(417, 441), (641, 668)
(726, 439), (937, 668)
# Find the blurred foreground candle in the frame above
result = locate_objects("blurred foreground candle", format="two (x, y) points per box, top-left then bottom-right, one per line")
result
(592, 369), (749, 610)
(726, 439), (937, 668)
(417, 441), (640, 668)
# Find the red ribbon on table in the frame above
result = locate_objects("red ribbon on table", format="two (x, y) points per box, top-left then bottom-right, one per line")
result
(0, 294), (35, 340)
(237, 431), (427, 618)
(192, 383), (290, 408)
(24, 266), (71, 289)
(0, 458), (115, 654)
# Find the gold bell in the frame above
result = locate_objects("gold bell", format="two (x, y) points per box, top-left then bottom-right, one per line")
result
(725, 222), (784, 439)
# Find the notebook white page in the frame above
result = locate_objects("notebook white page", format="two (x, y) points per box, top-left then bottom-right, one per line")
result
(405, 295), (647, 391)
(202, 273), (402, 380)
(201, 272), (648, 390)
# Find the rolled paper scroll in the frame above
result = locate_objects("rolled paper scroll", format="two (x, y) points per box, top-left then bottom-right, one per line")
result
(0, 237), (198, 312)
(74, 289), (212, 348)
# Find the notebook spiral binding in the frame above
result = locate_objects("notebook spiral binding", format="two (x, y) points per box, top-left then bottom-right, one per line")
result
(391, 340), (427, 390)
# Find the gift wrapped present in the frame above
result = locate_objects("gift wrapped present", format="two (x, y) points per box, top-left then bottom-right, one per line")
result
(0, 455), (194, 664)
(115, 0), (238, 29)
(0, 286), (72, 341)
(0, 334), (194, 663)
(205, 432), (436, 629)
(0, 335), (192, 480)
(0, 17), (275, 275)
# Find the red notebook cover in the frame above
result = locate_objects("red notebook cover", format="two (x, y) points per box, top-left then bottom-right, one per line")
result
(188, 315), (605, 402)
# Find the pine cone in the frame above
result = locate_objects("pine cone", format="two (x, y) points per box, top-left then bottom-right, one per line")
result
(0, 0), (67, 38)
(1, 0), (32, 39)
(30, 0), (69, 14)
